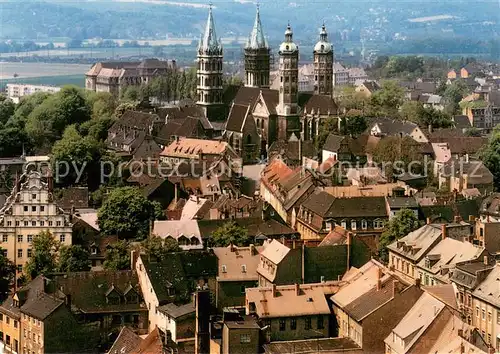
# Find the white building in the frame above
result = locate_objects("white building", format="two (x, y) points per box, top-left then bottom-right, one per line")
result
(0, 171), (72, 282)
(332, 62), (349, 87)
(6, 84), (60, 104)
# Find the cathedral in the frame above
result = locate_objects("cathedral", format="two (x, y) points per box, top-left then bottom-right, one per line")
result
(197, 6), (338, 164)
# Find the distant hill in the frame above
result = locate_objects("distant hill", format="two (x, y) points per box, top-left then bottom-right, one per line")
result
(0, 0), (498, 58)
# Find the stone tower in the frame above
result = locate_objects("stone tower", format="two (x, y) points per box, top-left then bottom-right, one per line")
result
(277, 23), (300, 141)
(196, 5), (223, 120)
(244, 6), (270, 88)
(313, 23), (334, 96)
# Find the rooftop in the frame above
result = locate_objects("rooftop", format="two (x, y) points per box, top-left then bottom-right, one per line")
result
(213, 245), (262, 282)
(264, 337), (360, 354)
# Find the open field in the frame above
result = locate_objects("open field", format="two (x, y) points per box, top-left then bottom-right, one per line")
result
(0, 75), (85, 90)
(0, 62), (89, 80)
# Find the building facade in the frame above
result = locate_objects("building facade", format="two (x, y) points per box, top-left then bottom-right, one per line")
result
(313, 24), (333, 96)
(6, 84), (60, 104)
(196, 6), (224, 120)
(0, 172), (72, 283)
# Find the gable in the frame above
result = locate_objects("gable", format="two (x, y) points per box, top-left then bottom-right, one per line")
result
(253, 93), (271, 117)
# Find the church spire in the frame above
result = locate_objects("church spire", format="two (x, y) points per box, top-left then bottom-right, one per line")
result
(245, 5), (268, 50)
(198, 4), (222, 53)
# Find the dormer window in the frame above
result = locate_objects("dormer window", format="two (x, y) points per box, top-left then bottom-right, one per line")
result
(91, 246), (98, 255)
(222, 265), (227, 273)
(241, 265), (247, 273)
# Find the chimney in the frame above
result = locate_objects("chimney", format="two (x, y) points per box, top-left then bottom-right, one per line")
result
(346, 232), (352, 270)
(376, 267), (382, 291)
(195, 288), (210, 354)
(272, 284), (277, 298)
(295, 283), (300, 296)
(130, 250), (137, 270)
(415, 278), (421, 288)
(426, 217), (431, 225)
(484, 255), (488, 265)
(441, 224), (447, 240)
(301, 244), (305, 284)
(392, 280), (399, 298)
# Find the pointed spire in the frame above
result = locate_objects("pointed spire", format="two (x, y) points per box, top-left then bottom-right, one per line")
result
(320, 23), (328, 42)
(199, 4), (222, 53)
(245, 4), (268, 49)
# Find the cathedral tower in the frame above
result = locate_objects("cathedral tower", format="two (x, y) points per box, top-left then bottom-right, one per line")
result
(244, 6), (270, 88)
(277, 23), (300, 140)
(196, 5), (223, 120)
(313, 23), (334, 96)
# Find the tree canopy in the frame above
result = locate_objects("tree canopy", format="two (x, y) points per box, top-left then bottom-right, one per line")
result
(142, 236), (180, 261)
(209, 222), (250, 247)
(378, 209), (420, 262)
(97, 187), (164, 239)
(25, 230), (59, 280)
(57, 245), (91, 272)
(0, 249), (15, 301)
(104, 240), (131, 270)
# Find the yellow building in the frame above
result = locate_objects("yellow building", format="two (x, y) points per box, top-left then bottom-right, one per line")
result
(0, 172), (72, 283)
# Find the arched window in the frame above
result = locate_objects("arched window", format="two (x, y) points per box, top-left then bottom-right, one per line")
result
(361, 219), (368, 230)
(341, 220), (347, 229)
(351, 220), (357, 230)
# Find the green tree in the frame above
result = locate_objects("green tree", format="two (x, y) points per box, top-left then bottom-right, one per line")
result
(143, 236), (180, 261)
(373, 136), (424, 178)
(26, 86), (91, 148)
(340, 115), (368, 136)
(378, 209), (420, 262)
(98, 187), (163, 239)
(0, 95), (15, 125)
(0, 249), (15, 301)
(400, 101), (421, 123)
(464, 127), (482, 137)
(336, 86), (369, 112)
(9, 91), (51, 128)
(78, 117), (115, 141)
(57, 245), (91, 272)
(51, 125), (105, 189)
(315, 117), (339, 151)
(25, 231), (59, 280)
(85, 91), (117, 120)
(443, 80), (469, 114)
(370, 80), (405, 117)
(104, 240), (131, 270)
(210, 221), (250, 247)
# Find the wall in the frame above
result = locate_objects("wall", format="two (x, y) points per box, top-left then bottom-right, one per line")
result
(222, 325), (260, 354)
(0, 310), (20, 353)
(322, 149), (338, 164)
(472, 295), (500, 349)
(217, 281), (257, 310)
(265, 315), (329, 342)
(135, 256), (160, 332)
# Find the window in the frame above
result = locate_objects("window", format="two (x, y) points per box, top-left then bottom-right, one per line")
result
(15, 221), (19, 226)
(2, 235), (7, 243)
(23, 206), (28, 212)
(6, 317), (10, 324)
(27, 249), (32, 258)
(32, 194), (36, 200)
(240, 334), (251, 343)
(14, 320), (17, 328)
(341, 220), (347, 229)
(488, 311), (492, 323)
(40, 206), (44, 212)
(482, 308), (486, 320)
(27, 235), (33, 243)
(291, 318), (297, 330)
(305, 317), (312, 330)
(48, 221), (52, 226)
(56, 221), (61, 226)
(317, 316), (324, 329)
(0, 314), (2, 321)
(497, 312), (500, 324)
(23, 221), (28, 226)
(31, 206), (36, 212)
(31, 221), (36, 226)
(17, 265), (22, 273)
(40, 221), (44, 227)
(17, 235), (22, 243)
(6, 221), (11, 227)
(476, 306), (480, 317)
(240, 285), (246, 295)
(374, 219), (384, 229)
(279, 318), (286, 331)
(60, 235), (65, 243)
(6, 334), (10, 345)
(361, 219), (367, 229)
(351, 220), (357, 230)
(488, 333), (491, 343)
(17, 249), (22, 258)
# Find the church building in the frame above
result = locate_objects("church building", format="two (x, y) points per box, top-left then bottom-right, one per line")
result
(198, 6), (339, 164)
